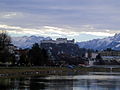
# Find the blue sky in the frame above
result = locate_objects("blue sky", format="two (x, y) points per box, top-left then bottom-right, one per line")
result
(0, 0), (120, 41)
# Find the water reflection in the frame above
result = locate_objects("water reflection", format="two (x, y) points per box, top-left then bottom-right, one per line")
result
(0, 72), (120, 90)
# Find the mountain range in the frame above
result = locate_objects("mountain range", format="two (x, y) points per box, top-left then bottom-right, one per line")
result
(77, 33), (120, 50)
(12, 33), (120, 50)
(12, 36), (51, 49)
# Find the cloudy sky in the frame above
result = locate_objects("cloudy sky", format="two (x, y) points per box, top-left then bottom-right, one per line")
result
(0, 0), (120, 41)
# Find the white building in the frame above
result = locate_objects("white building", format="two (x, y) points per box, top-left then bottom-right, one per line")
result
(85, 52), (98, 59)
(85, 52), (98, 66)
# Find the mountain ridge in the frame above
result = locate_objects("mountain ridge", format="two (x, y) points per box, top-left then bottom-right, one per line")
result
(77, 33), (120, 50)
(11, 33), (120, 50)
(12, 35), (51, 49)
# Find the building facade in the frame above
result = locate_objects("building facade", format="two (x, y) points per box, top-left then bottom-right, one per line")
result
(100, 50), (120, 62)
(85, 52), (98, 59)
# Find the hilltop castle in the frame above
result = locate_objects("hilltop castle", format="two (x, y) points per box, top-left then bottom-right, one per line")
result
(41, 38), (75, 44)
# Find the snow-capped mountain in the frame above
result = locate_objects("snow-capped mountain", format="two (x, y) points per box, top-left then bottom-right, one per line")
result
(77, 33), (120, 50)
(12, 35), (51, 48)
(12, 33), (120, 50)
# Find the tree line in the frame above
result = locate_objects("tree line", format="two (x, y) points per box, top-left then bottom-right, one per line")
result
(0, 31), (112, 66)
(0, 31), (49, 66)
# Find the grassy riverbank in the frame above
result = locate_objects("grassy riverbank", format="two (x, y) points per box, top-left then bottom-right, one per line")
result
(0, 66), (120, 77)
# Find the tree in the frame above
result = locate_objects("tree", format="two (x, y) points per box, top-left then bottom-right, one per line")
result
(0, 30), (11, 49)
(41, 48), (49, 65)
(106, 48), (112, 51)
(0, 31), (11, 63)
(96, 54), (105, 65)
(19, 54), (26, 66)
(29, 43), (49, 66)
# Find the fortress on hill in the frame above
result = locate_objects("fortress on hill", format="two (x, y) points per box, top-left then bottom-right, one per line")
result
(41, 38), (75, 44)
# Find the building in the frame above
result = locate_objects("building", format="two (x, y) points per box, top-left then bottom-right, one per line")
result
(41, 38), (75, 44)
(85, 52), (98, 66)
(100, 50), (120, 56)
(100, 50), (120, 62)
(8, 44), (18, 54)
(85, 52), (98, 59)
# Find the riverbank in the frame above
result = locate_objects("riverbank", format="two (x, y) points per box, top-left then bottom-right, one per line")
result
(0, 66), (120, 77)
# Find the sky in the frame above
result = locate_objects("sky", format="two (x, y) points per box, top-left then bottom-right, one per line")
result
(0, 0), (120, 42)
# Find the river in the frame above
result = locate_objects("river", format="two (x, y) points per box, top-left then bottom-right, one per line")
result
(0, 72), (120, 90)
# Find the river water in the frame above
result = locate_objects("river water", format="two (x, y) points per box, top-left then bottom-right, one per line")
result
(0, 72), (120, 90)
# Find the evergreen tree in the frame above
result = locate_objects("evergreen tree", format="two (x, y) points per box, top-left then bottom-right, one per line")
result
(41, 48), (49, 65)
(19, 53), (27, 66)
(96, 54), (105, 65)
(29, 43), (48, 66)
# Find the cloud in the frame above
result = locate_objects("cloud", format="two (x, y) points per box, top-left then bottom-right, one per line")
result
(3, 13), (17, 18)
(0, 0), (120, 31)
(0, 0), (120, 42)
(0, 24), (79, 37)
(43, 26), (79, 36)
(0, 24), (118, 39)
(0, 24), (22, 29)
(0, 12), (23, 19)
(81, 31), (114, 37)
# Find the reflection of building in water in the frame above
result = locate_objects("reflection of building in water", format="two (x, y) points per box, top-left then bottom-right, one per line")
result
(41, 38), (75, 44)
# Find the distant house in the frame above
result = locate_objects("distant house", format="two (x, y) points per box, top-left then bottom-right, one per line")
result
(85, 52), (98, 59)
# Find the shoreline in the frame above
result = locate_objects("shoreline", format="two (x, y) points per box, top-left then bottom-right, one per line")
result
(0, 67), (120, 78)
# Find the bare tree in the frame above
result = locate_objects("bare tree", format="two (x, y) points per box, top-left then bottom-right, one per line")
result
(0, 30), (11, 49)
